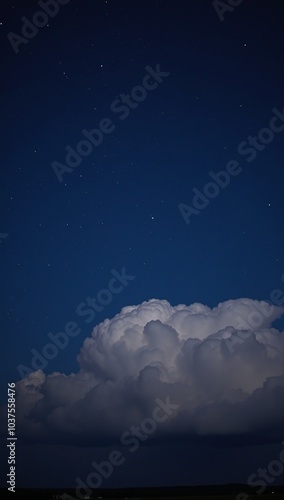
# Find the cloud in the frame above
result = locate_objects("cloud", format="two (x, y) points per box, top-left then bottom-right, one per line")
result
(2, 298), (284, 446)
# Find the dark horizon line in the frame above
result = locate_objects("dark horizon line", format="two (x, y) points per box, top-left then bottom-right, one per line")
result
(1, 483), (284, 491)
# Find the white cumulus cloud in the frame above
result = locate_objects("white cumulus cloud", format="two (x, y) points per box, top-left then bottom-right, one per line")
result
(2, 298), (284, 446)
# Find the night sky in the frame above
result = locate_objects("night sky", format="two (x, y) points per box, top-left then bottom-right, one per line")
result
(1, 0), (284, 494)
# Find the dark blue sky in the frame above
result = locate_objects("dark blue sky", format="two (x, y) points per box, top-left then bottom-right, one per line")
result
(1, 0), (284, 492)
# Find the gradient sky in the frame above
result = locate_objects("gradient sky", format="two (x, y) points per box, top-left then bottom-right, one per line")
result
(1, 0), (284, 493)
